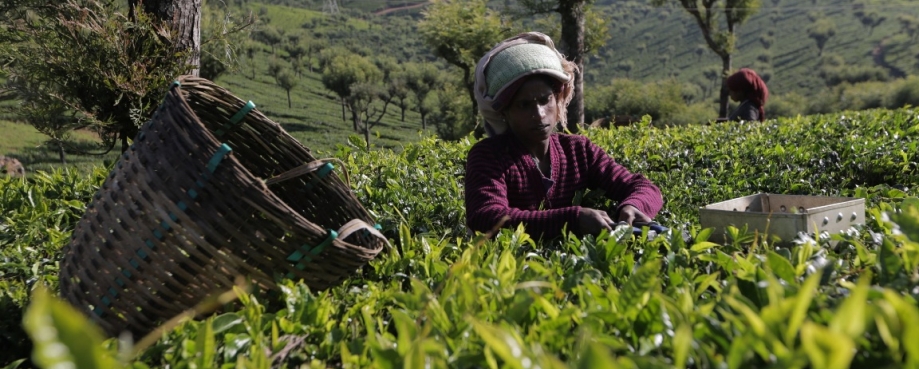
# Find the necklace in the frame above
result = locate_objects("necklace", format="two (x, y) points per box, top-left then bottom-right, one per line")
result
(531, 155), (550, 177)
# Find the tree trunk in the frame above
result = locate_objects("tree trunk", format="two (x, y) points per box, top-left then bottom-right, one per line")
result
(718, 53), (732, 118)
(129, 0), (202, 77)
(57, 143), (66, 165)
(287, 89), (292, 108)
(364, 124), (371, 150)
(463, 66), (476, 129)
(558, 0), (586, 131)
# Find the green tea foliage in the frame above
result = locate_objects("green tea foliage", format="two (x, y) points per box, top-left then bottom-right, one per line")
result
(0, 167), (108, 366)
(5, 109), (919, 367)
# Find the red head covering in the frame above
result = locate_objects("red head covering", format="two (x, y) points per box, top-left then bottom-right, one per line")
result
(726, 68), (769, 122)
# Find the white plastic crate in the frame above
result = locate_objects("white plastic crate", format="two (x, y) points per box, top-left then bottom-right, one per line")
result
(699, 193), (865, 243)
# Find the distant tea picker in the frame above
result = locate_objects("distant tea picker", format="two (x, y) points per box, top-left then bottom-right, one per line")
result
(720, 68), (769, 122)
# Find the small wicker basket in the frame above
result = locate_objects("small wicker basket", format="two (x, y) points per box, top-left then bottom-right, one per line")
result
(59, 76), (387, 337)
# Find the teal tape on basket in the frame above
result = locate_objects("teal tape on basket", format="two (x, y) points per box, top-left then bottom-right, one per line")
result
(286, 230), (338, 278)
(362, 223), (382, 236)
(207, 144), (233, 174)
(215, 101), (256, 136)
(304, 163), (335, 190)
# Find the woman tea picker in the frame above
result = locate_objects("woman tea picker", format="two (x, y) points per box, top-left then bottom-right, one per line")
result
(465, 32), (664, 239)
(725, 68), (769, 122)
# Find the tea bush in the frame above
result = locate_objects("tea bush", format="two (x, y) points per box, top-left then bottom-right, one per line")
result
(4, 108), (919, 368)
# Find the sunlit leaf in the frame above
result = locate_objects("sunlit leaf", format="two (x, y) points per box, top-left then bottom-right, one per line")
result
(829, 272), (871, 338)
(575, 342), (621, 369)
(196, 318), (216, 369)
(800, 322), (855, 369)
(23, 286), (117, 369)
(766, 251), (796, 282)
(471, 319), (525, 369)
(672, 323), (692, 368)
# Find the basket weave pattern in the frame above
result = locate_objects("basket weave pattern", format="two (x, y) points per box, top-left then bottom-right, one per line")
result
(59, 76), (386, 337)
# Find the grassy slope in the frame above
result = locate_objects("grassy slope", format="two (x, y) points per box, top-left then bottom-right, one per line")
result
(214, 3), (430, 155)
(0, 120), (120, 173)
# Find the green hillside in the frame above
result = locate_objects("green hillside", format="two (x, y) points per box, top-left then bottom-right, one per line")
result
(3, 0), (918, 169)
(594, 0), (919, 98)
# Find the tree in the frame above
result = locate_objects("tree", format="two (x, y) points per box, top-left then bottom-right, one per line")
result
(897, 15), (919, 41)
(267, 57), (284, 81)
(703, 66), (721, 97)
(759, 33), (774, 50)
(253, 25), (283, 54)
(430, 80), (476, 140)
(387, 69), (412, 122)
(284, 36), (309, 78)
(129, 0), (202, 77)
(276, 69), (298, 109)
(305, 38), (327, 73)
(769, 9), (781, 25)
(320, 54), (382, 131)
(617, 60), (634, 78)
(695, 44), (707, 60)
(853, 6), (886, 36)
(418, 0), (511, 132)
(244, 40), (259, 79)
(507, 0), (611, 128)
(650, 0), (762, 118)
(658, 54), (670, 68)
(349, 82), (394, 150)
(198, 4), (252, 81)
(404, 62), (441, 130)
(808, 18), (836, 57)
(18, 93), (78, 164)
(1, 0), (191, 153)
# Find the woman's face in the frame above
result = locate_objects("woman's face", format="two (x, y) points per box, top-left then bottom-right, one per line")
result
(503, 77), (558, 145)
(729, 88), (743, 102)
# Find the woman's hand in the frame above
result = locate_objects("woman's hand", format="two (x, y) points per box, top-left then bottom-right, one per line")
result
(617, 204), (652, 225)
(578, 207), (616, 235)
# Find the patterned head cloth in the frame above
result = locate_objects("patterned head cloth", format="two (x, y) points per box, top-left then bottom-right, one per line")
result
(726, 68), (769, 122)
(474, 32), (576, 137)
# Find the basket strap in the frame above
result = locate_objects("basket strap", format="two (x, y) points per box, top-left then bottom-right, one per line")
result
(337, 219), (389, 247)
(264, 158), (351, 188)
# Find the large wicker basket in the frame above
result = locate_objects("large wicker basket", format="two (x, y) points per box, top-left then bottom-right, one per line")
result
(59, 76), (388, 337)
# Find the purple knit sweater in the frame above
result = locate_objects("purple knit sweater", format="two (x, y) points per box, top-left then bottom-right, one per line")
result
(465, 133), (663, 239)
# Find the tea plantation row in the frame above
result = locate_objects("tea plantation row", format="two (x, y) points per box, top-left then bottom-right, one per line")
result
(2, 108), (919, 368)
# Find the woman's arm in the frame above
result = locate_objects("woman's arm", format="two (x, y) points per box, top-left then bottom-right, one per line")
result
(584, 140), (663, 220)
(464, 143), (580, 239)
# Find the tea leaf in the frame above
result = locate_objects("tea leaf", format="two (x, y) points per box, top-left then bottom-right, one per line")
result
(23, 287), (117, 369)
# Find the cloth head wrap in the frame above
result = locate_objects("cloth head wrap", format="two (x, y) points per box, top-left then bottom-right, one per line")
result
(474, 32), (576, 137)
(726, 68), (769, 122)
